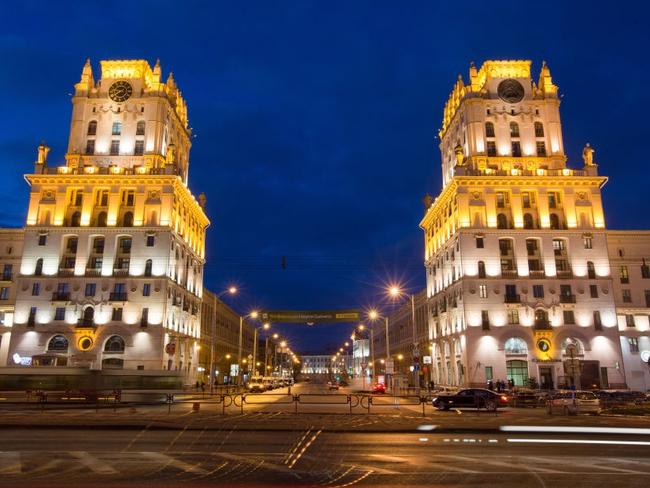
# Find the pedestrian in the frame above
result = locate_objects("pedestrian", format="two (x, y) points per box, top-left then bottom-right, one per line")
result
(487, 379), (494, 391)
(201, 382), (205, 393)
(195, 380), (199, 391)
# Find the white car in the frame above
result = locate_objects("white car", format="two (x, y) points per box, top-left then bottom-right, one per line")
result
(547, 390), (601, 415)
(246, 379), (266, 393)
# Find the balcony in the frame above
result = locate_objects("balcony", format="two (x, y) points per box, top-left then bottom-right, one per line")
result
(557, 270), (573, 279)
(77, 318), (95, 328)
(529, 270), (545, 278)
(113, 269), (129, 277)
(85, 268), (102, 276)
(534, 320), (552, 331)
(504, 294), (521, 304)
(109, 292), (128, 302)
(560, 294), (576, 304)
(52, 292), (71, 301)
(57, 268), (75, 277)
(501, 269), (518, 278)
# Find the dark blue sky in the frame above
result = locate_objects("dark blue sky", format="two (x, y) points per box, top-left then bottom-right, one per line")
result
(1, 1), (648, 353)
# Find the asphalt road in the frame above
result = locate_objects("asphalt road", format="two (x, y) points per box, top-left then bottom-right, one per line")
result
(0, 427), (649, 487)
(2, 382), (650, 487)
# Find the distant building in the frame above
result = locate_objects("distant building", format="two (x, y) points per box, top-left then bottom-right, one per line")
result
(0, 229), (25, 366)
(301, 354), (351, 375)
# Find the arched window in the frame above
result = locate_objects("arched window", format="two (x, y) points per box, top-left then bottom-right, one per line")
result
(504, 337), (528, 354)
(549, 213), (561, 229)
(497, 213), (508, 229)
(561, 337), (584, 356)
(34, 258), (43, 276)
(534, 309), (549, 329)
(510, 122), (520, 138)
(70, 211), (81, 227)
(96, 211), (107, 227)
(87, 121), (97, 136)
(523, 213), (534, 229)
(48, 335), (69, 352)
(144, 259), (153, 277)
(136, 120), (146, 136)
(83, 306), (95, 322)
(104, 335), (125, 353)
(485, 122), (495, 138)
(587, 261), (596, 279)
(478, 261), (486, 278)
(123, 212), (134, 227)
(534, 121), (544, 137)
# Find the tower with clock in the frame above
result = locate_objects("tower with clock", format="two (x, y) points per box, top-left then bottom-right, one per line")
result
(6, 60), (209, 381)
(420, 60), (630, 391)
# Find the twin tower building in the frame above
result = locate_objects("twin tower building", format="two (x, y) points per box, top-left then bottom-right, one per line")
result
(0, 59), (648, 390)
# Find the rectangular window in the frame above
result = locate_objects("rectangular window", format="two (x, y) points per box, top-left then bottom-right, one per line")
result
(646, 290), (650, 308)
(85, 139), (95, 155)
(638, 265), (650, 280)
(0, 287), (9, 300)
(533, 284), (544, 298)
(481, 310), (490, 330)
(528, 259), (542, 271)
(143, 283), (151, 297)
(555, 259), (569, 272)
(32, 282), (40, 296)
(110, 140), (120, 155)
(496, 192), (507, 208)
(485, 366), (493, 381)
(112, 307), (123, 321)
(85, 283), (96, 297)
(590, 284), (598, 298)
(507, 309), (519, 325)
(536, 141), (546, 157)
(563, 310), (575, 325)
(548, 192), (558, 209)
(2, 264), (12, 281)
(594, 311), (602, 330)
(54, 307), (65, 321)
(522, 192), (531, 208)
(487, 141), (497, 157)
(552, 239), (566, 253)
(511, 141), (521, 157)
(93, 238), (105, 253)
(626, 314), (636, 328)
(583, 236), (593, 249)
(526, 239), (538, 256)
(134, 140), (144, 156)
(479, 284), (488, 298)
(628, 337), (639, 353)
(119, 238), (132, 253)
(146, 235), (155, 247)
(112, 121), (122, 135)
(141, 307), (149, 326)
(124, 191), (135, 207)
(620, 266), (629, 284)
(622, 289), (632, 303)
(38, 234), (47, 246)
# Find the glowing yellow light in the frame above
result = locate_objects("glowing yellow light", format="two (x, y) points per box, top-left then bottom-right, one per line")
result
(389, 286), (400, 297)
(225, 354), (231, 359)
(263, 323), (270, 330)
(228, 286), (237, 294)
(344, 342), (349, 347)
(250, 311), (259, 319)
(280, 341), (286, 348)
(397, 354), (404, 360)
(272, 333), (279, 339)
(369, 309), (378, 320)
(358, 324), (365, 331)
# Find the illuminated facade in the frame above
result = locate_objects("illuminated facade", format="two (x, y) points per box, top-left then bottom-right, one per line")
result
(6, 59), (208, 380)
(421, 60), (626, 389)
(0, 229), (25, 367)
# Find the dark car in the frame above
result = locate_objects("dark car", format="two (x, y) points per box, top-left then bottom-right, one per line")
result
(432, 388), (509, 411)
(509, 389), (538, 408)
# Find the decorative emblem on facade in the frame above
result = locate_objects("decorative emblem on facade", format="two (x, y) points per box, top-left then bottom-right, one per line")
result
(497, 79), (525, 103)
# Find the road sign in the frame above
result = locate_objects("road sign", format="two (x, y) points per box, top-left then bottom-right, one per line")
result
(385, 359), (394, 374)
(423, 355), (432, 364)
(260, 310), (360, 323)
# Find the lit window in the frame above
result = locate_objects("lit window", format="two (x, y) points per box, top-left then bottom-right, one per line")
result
(625, 314), (636, 328)
(509, 122), (520, 138)
(534, 122), (544, 137)
(110, 140), (120, 155)
(583, 236), (593, 249)
(32, 282), (40, 296)
(628, 337), (639, 353)
(112, 122), (122, 135)
(134, 140), (144, 156)
(479, 284), (488, 298)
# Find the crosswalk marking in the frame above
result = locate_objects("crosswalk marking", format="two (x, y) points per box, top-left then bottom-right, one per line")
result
(139, 451), (208, 474)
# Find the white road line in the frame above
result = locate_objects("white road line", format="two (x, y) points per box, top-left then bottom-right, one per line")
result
(69, 451), (118, 475)
(139, 452), (208, 474)
(502, 426), (650, 435)
(0, 452), (21, 474)
(507, 438), (650, 447)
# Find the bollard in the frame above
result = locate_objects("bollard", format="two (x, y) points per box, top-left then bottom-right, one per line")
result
(166, 394), (174, 414)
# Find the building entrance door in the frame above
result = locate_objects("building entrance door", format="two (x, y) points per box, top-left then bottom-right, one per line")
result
(580, 360), (601, 389)
(539, 366), (553, 389)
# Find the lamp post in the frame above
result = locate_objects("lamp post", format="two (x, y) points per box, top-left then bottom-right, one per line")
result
(252, 322), (270, 377)
(209, 286), (237, 394)
(238, 310), (259, 385)
(389, 286), (419, 392)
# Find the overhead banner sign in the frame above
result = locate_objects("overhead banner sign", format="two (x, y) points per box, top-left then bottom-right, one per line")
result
(260, 309), (360, 323)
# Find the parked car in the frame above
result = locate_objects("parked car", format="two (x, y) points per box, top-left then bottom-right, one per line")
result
(371, 383), (386, 394)
(509, 389), (538, 408)
(327, 381), (340, 390)
(432, 388), (509, 411)
(547, 390), (601, 415)
(247, 378), (266, 393)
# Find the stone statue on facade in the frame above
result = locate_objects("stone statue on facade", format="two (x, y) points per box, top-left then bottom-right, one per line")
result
(37, 141), (50, 165)
(582, 143), (595, 166)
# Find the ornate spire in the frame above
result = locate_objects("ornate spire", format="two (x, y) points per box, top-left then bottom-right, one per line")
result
(152, 58), (161, 82)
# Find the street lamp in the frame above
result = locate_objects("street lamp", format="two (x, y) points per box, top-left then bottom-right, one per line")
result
(368, 308), (391, 390)
(238, 310), (259, 385)
(388, 285), (419, 392)
(252, 322), (270, 377)
(353, 324), (374, 390)
(208, 286), (237, 394)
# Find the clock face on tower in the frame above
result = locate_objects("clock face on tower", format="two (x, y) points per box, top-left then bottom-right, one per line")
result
(108, 81), (133, 102)
(497, 79), (525, 103)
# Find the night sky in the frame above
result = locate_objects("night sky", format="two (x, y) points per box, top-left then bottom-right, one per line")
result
(1, 1), (649, 354)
